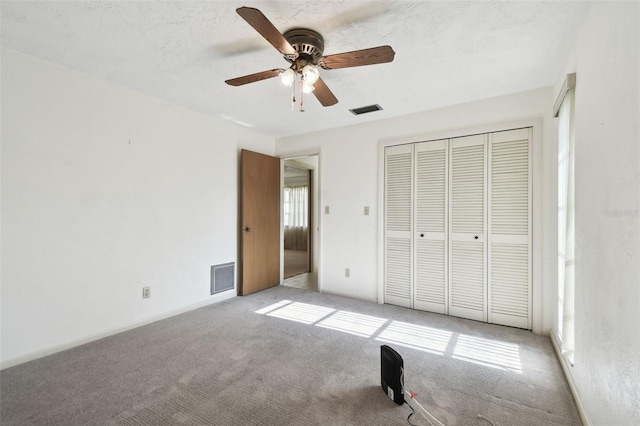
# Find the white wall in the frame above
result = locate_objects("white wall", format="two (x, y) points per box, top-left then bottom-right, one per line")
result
(552, 3), (640, 425)
(1, 49), (275, 367)
(276, 87), (555, 332)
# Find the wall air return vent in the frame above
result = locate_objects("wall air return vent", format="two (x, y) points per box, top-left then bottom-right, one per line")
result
(349, 104), (383, 115)
(211, 262), (235, 295)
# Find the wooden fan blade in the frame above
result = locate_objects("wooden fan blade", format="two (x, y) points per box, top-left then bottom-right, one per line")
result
(312, 77), (338, 107)
(225, 69), (285, 86)
(236, 7), (297, 58)
(319, 46), (395, 70)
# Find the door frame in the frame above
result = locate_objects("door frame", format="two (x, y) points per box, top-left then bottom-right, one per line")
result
(377, 118), (543, 334)
(279, 152), (321, 290)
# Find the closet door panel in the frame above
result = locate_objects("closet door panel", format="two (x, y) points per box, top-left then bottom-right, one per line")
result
(488, 128), (532, 329)
(384, 144), (413, 307)
(448, 135), (487, 322)
(383, 127), (532, 330)
(450, 240), (484, 309)
(414, 140), (448, 313)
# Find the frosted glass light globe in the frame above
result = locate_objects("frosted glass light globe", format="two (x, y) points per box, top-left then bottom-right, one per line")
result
(280, 69), (296, 87)
(301, 65), (320, 84)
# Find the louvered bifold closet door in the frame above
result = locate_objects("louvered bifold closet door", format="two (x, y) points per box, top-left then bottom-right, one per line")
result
(414, 140), (448, 313)
(384, 144), (413, 307)
(448, 135), (487, 322)
(488, 128), (532, 329)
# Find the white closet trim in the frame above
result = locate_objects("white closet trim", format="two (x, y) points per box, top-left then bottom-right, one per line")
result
(377, 118), (543, 334)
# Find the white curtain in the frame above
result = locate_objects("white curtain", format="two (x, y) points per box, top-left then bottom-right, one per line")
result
(284, 185), (308, 250)
(558, 88), (575, 363)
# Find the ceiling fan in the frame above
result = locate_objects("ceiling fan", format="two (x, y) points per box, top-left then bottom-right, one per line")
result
(225, 7), (395, 108)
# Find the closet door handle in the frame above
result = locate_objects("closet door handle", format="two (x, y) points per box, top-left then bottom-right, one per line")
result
(420, 233), (424, 238)
(474, 235), (479, 240)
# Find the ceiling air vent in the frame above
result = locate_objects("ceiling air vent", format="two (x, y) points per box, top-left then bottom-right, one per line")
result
(349, 104), (383, 116)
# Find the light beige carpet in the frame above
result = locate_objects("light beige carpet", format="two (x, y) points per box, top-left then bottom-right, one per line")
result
(1, 286), (581, 425)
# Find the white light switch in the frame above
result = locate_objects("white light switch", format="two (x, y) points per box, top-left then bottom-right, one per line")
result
(364, 206), (370, 215)
(325, 206), (330, 214)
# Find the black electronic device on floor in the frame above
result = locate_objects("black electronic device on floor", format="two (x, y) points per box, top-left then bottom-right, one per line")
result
(381, 345), (404, 405)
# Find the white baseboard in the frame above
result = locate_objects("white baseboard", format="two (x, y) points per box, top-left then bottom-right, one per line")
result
(1, 291), (236, 370)
(549, 332), (590, 426)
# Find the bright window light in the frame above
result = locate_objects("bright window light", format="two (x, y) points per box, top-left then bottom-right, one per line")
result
(254, 300), (523, 374)
(376, 321), (452, 355)
(264, 301), (335, 324)
(452, 334), (522, 373)
(254, 300), (293, 315)
(317, 310), (388, 338)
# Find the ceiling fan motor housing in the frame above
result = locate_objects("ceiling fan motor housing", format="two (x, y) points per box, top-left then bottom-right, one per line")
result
(284, 28), (325, 68)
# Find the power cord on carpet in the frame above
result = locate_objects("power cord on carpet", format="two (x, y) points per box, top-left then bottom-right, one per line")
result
(403, 390), (496, 426)
(405, 401), (418, 426)
(404, 390), (445, 426)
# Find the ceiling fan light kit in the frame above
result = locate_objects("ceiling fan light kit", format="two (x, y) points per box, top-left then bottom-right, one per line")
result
(225, 6), (395, 112)
(302, 81), (315, 93)
(301, 65), (319, 84)
(280, 68), (296, 87)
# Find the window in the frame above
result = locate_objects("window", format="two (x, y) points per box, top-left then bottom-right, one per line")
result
(556, 73), (576, 364)
(284, 185), (308, 228)
(283, 185), (309, 251)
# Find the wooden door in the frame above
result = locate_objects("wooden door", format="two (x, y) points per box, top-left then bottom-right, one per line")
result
(240, 149), (281, 295)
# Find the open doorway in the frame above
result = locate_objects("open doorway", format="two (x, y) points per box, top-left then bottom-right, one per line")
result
(282, 156), (318, 292)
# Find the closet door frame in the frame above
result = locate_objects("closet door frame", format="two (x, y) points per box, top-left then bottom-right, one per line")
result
(377, 118), (543, 334)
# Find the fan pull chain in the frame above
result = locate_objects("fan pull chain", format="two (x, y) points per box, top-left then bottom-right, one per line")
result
(299, 77), (305, 112)
(291, 80), (296, 111)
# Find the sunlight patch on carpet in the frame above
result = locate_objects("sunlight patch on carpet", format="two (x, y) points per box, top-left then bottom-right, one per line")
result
(375, 321), (452, 355)
(316, 310), (388, 338)
(254, 300), (294, 315)
(264, 301), (335, 324)
(255, 299), (523, 374)
(452, 334), (522, 373)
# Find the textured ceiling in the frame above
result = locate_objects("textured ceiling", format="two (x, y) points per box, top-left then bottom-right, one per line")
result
(1, 1), (590, 139)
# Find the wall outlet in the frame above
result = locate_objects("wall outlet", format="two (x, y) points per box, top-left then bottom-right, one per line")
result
(142, 286), (150, 299)
(364, 206), (370, 216)
(325, 206), (330, 214)
(345, 268), (350, 278)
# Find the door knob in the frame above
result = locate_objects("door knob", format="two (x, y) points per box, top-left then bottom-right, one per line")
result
(242, 227), (252, 233)
(474, 235), (479, 240)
